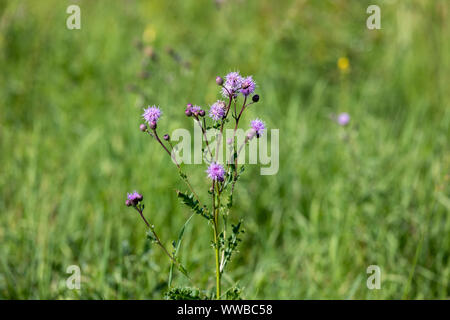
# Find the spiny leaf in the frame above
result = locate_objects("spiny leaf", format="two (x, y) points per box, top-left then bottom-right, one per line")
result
(164, 287), (208, 300)
(176, 190), (211, 220)
(221, 220), (245, 273)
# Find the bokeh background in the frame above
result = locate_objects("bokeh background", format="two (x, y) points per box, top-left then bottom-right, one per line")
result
(0, 0), (449, 299)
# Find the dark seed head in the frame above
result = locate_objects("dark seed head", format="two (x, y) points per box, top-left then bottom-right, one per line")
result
(216, 76), (224, 86)
(252, 94), (260, 103)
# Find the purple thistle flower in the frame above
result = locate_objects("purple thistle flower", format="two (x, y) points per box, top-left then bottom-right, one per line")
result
(221, 71), (243, 98)
(337, 112), (350, 126)
(206, 163), (225, 182)
(142, 106), (162, 124)
(126, 191), (143, 205)
(186, 105), (202, 116)
(240, 76), (256, 97)
(209, 100), (226, 121)
(250, 118), (265, 137)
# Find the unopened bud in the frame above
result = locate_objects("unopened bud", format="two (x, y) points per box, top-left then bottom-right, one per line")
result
(247, 129), (256, 140)
(199, 109), (205, 117)
(149, 121), (157, 130)
(163, 134), (170, 141)
(140, 124), (147, 132)
(216, 76), (224, 86)
(185, 104), (193, 117)
(252, 94), (260, 103)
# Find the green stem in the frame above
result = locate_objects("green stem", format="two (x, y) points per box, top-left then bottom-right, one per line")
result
(214, 220), (221, 299)
(211, 181), (221, 299)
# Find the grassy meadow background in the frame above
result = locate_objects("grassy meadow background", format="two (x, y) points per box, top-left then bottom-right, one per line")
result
(0, 0), (449, 299)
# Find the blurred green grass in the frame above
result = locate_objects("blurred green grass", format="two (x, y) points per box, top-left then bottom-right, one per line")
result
(0, 0), (449, 299)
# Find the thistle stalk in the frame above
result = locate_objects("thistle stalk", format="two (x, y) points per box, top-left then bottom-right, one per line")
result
(212, 180), (221, 299)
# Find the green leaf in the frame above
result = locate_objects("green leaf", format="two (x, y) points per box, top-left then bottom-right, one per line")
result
(221, 220), (245, 273)
(224, 285), (244, 300)
(164, 287), (209, 300)
(179, 171), (187, 179)
(176, 190), (212, 220)
(168, 214), (194, 287)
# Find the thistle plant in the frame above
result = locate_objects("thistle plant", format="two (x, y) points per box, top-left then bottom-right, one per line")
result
(126, 71), (265, 300)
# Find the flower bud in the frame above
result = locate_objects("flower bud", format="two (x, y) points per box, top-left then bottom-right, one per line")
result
(216, 76), (224, 86)
(199, 109), (205, 117)
(185, 109), (192, 117)
(140, 124), (147, 132)
(252, 94), (260, 103)
(149, 121), (157, 130)
(126, 200), (132, 207)
(163, 134), (170, 141)
(137, 194), (143, 202)
(247, 129), (256, 140)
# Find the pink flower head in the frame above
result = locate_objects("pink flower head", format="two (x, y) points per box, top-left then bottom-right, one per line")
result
(250, 118), (265, 137)
(240, 76), (256, 97)
(337, 112), (350, 126)
(190, 105), (202, 114)
(142, 106), (162, 124)
(127, 191), (141, 201)
(222, 71), (243, 98)
(126, 190), (143, 206)
(206, 163), (225, 182)
(209, 100), (226, 121)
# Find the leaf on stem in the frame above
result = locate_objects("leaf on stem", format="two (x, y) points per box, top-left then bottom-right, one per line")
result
(176, 190), (212, 220)
(221, 220), (245, 273)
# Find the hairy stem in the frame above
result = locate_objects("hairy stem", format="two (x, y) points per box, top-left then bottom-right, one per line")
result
(214, 94), (233, 163)
(135, 206), (187, 277)
(195, 116), (213, 161)
(212, 181), (221, 299)
(150, 129), (202, 203)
